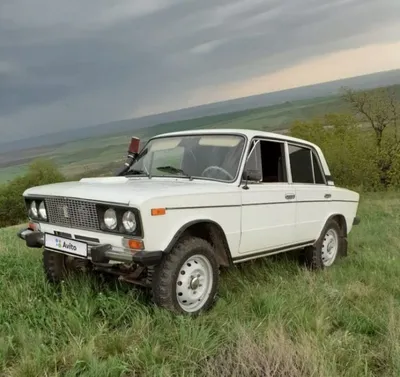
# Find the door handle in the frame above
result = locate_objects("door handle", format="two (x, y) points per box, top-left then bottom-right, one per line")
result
(324, 193), (332, 199)
(285, 193), (295, 200)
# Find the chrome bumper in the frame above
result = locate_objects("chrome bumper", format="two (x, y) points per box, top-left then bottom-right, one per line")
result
(17, 228), (163, 266)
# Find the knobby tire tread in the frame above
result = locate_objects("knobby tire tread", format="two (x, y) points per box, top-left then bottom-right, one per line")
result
(152, 236), (219, 314)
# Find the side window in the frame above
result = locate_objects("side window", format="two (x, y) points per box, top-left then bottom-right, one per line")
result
(312, 152), (325, 184)
(288, 145), (314, 184)
(244, 139), (287, 183)
(245, 140), (262, 180)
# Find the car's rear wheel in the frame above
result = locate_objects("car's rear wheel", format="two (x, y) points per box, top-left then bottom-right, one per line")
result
(302, 218), (343, 269)
(321, 228), (339, 266)
(151, 237), (219, 315)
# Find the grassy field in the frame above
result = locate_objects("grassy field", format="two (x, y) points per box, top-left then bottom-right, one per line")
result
(1, 192), (400, 376)
(0, 94), (348, 183)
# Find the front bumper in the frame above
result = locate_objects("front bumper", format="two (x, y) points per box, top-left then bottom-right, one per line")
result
(17, 228), (163, 266)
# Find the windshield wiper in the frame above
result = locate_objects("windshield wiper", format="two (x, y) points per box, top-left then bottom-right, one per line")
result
(156, 165), (193, 179)
(126, 168), (150, 177)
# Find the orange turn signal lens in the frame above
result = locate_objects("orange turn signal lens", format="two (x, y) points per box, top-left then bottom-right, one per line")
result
(151, 208), (166, 216)
(127, 239), (144, 250)
(28, 222), (38, 231)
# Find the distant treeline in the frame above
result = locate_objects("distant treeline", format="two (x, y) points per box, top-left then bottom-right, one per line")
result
(1, 86), (399, 228)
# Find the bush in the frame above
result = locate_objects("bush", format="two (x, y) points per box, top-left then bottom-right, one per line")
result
(289, 113), (400, 190)
(0, 159), (65, 228)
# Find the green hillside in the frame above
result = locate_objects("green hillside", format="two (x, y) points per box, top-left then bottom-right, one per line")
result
(0, 93), (349, 182)
(2, 83), (400, 182)
(1, 193), (400, 376)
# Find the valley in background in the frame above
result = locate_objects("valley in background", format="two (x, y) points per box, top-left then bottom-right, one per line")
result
(1, 69), (400, 183)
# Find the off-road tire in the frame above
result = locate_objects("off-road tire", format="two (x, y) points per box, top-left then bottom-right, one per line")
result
(302, 218), (344, 270)
(43, 249), (69, 283)
(151, 237), (219, 315)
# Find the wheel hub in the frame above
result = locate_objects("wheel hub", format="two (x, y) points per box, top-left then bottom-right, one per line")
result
(189, 276), (200, 290)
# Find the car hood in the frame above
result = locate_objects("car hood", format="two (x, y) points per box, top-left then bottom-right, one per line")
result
(23, 176), (240, 207)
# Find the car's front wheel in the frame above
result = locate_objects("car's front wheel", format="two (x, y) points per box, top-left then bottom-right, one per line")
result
(43, 249), (69, 283)
(151, 237), (219, 315)
(43, 249), (90, 283)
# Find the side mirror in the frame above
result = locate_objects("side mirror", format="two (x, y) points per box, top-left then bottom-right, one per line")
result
(243, 169), (262, 182)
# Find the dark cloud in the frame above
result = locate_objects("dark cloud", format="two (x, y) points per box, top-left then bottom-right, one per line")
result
(0, 0), (399, 142)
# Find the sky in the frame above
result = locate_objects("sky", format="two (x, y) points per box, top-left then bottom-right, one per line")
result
(1, 0), (400, 142)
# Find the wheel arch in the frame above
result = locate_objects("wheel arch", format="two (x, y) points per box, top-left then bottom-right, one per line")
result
(313, 213), (348, 258)
(328, 213), (348, 237)
(315, 213), (348, 243)
(164, 219), (233, 267)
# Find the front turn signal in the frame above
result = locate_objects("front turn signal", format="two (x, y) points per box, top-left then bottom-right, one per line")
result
(123, 238), (144, 251)
(151, 208), (166, 216)
(28, 222), (39, 231)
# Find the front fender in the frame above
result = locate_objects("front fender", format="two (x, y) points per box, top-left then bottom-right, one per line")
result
(163, 218), (230, 253)
(142, 207), (241, 255)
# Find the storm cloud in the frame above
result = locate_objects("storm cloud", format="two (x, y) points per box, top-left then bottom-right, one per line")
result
(1, 0), (399, 142)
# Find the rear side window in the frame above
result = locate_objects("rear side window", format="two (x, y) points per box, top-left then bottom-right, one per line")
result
(312, 152), (325, 184)
(288, 145), (314, 183)
(288, 144), (326, 184)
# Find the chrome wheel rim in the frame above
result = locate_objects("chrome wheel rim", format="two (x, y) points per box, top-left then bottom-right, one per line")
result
(321, 228), (338, 266)
(176, 254), (213, 312)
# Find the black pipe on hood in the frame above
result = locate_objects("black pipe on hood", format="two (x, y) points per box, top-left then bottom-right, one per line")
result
(115, 137), (140, 176)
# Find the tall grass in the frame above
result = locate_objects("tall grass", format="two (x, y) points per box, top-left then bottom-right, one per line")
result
(1, 192), (399, 376)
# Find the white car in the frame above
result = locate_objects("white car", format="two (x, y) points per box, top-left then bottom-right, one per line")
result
(17, 129), (360, 315)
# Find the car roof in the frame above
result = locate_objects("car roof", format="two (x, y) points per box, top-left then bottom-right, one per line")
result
(154, 128), (317, 148)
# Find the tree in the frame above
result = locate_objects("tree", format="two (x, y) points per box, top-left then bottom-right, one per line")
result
(289, 113), (382, 190)
(341, 86), (399, 148)
(388, 87), (399, 143)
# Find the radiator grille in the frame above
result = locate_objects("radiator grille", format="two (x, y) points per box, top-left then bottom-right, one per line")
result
(45, 197), (100, 231)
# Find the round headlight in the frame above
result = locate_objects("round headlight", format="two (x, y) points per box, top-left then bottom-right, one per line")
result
(38, 201), (47, 220)
(30, 201), (38, 217)
(122, 211), (137, 232)
(104, 208), (117, 230)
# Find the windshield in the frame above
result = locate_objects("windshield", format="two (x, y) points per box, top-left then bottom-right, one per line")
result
(127, 134), (246, 182)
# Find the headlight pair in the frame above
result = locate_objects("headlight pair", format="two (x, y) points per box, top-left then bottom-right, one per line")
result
(102, 208), (137, 233)
(29, 200), (47, 220)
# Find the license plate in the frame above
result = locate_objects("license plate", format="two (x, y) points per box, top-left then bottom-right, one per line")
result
(44, 233), (88, 258)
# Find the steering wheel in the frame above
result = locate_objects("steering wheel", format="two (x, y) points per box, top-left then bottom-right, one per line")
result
(201, 165), (234, 180)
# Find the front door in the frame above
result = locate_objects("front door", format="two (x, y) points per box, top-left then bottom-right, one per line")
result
(239, 138), (297, 255)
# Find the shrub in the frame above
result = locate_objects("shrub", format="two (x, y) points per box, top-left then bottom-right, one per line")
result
(0, 159), (65, 228)
(289, 113), (400, 191)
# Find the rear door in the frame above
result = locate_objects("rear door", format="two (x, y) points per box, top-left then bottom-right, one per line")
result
(287, 143), (332, 243)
